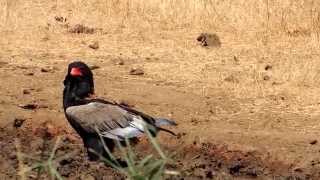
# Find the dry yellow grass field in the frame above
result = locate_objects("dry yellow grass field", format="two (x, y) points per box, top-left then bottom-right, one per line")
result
(1, 0), (320, 179)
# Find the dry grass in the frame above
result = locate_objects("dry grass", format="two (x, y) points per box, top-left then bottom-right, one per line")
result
(1, 0), (320, 36)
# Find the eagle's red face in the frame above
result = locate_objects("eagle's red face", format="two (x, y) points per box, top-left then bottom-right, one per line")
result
(67, 61), (92, 78)
(64, 61), (95, 98)
(70, 67), (83, 76)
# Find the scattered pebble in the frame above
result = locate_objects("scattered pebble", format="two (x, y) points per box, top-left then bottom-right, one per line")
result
(40, 68), (51, 73)
(88, 41), (99, 50)
(310, 140), (318, 145)
(9, 152), (16, 160)
(112, 57), (125, 65)
(263, 75), (271, 81)
(228, 162), (244, 175)
(265, 65), (272, 71)
(197, 33), (208, 46)
(68, 24), (95, 34)
(44, 66), (58, 73)
(28, 174), (37, 179)
(13, 118), (26, 128)
(89, 65), (100, 70)
(129, 68), (144, 75)
(18, 103), (38, 110)
(41, 36), (50, 42)
(35, 88), (43, 92)
(233, 56), (240, 64)
(24, 72), (34, 76)
(196, 33), (221, 47)
(54, 16), (67, 22)
(206, 171), (215, 178)
(22, 89), (31, 95)
(294, 168), (304, 173)
(177, 132), (187, 139)
(117, 59), (125, 65)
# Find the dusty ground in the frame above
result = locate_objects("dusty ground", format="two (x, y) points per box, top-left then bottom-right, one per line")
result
(2, 15), (320, 179)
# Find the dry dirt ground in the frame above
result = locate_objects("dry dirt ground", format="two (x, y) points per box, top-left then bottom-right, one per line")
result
(1, 20), (320, 179)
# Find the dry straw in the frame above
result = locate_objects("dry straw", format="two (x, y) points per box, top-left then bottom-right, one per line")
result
(1, 0), (320, 35)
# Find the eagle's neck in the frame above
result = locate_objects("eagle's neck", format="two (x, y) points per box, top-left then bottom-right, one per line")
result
(63, 77), (94, 110)
(63, 84), (89, 110)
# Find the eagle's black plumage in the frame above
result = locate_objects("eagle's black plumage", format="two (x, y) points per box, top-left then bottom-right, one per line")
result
(63, 61), (177, 162)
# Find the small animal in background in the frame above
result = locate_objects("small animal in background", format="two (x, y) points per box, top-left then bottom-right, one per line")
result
(62, 61), (177, 163)
(196, 33), (221, 47)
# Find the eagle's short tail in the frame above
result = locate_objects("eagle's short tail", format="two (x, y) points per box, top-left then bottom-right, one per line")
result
(155, 118), (177, 126)
(154, 118), (177, 136)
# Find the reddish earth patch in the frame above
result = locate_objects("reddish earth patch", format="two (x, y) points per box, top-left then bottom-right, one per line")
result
(1, 121), (319, 179)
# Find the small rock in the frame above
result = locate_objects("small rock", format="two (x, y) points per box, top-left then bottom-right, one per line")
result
(263, 75), (271, 81)
(89, 65), (100, 70)
(229, 162), (244, 175)
(18, 103), (38, 110)
(196, 33), (221, 47)
(59, 158), (74, 166)
(112, 58), (125, 65)
(206, 171), (214, 179)
(28, 174), (37, 179)
(117, 59), (124, 65)
(13, 118), (26, 128)
(88, 41), (99, 50)
(22, 89), (31, 95)
(54, 16), (67, 22)
(68, 24), (95, 34)
(265, 65), (272, 71)
(40, 67), (54, 73)
(197, 34), (208, 46)
(272, 81), (283, 86)
(9, 152), (16, 160)
(233, 56), (240, 64)
(294, 168), (304, 173)
(25, 72), (34, 76)
(59, 166), (72, 177)
(41, 68), (49, 72)
(177, 132), (187, 139)
(41, 36), (49, 42)
(206, 171), (214, 178)
(129, 68), (144, 75)
(310, 140), (318, 145)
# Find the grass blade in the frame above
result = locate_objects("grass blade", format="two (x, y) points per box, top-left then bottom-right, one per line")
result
(145, 127), (167, 160)
(137, 155), (154, 168)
